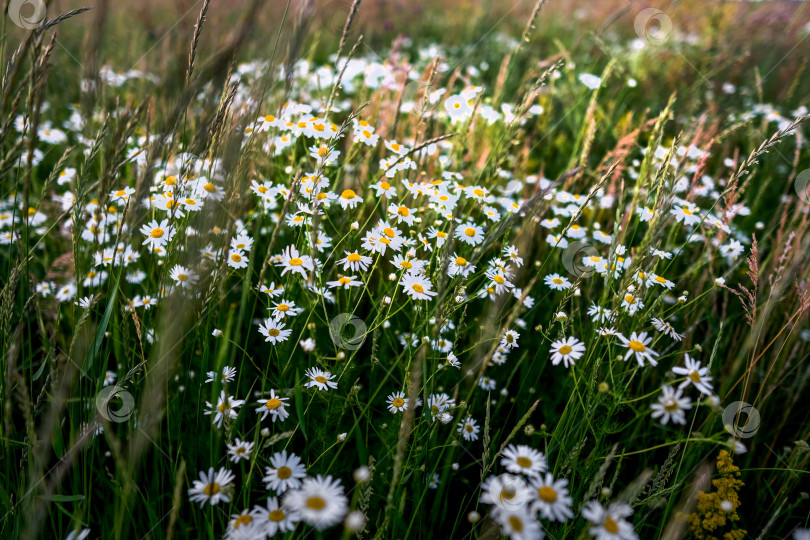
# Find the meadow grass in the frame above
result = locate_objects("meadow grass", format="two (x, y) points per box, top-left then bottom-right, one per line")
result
(1, 1), (810, 539)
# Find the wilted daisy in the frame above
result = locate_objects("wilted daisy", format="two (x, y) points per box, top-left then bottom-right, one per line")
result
(529, 473), (573, 522)
(650, 317), (683, 341)
(263, 450), (306, 493)
(188, 467), (235, 506)
(255, 389), (290, 422)
(650, 385), (692, 425)
(282, 475), (348, 530)
(617, 331), (659, 367)
(204, 391), (244, 427)
(549, 337), (586, 368)
(305, 367), (338, 391)
(672, 354), (713, 395)
(501, 444), (547, 477)
(205, 366), (236, 383)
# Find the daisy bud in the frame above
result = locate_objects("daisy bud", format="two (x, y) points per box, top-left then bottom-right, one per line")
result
(388, 273), (397, 281)
(627, 284), (636, 292)
(720, 500), (733, 512)
(345, 511), (366, 532)
(601, 487), (612, 497)
(452, 463), (459, 470)
(755, 221), (764, 230)
(500, 388), (508, 396)
(598, 381), (610, 393)
(455, 295), (464, 302)
(467, 511), (481, 523)
(261, 427), (270, 437)
(383, 296), (392, 305)
(178, 385), (185, 392)
(338, 432), (347, 441)
(212, 328), (222, 337)
(337, 351), (346, 360)
(383, 320), (391, 328)
(351, 221), (360, 230)
(574, 288), (581, 296)
(524, 424), (535, 436)
(353, 466), (371, 483)
(678, 295), (687, 303)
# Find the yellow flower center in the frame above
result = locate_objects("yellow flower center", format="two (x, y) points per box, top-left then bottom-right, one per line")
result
(604, 517), (619, 534)
(315, 375), (327, 384)
(392, 397), (405, 408)
(689, 371), (701, 383)
(509, 516), (523, 532)
(265, 398), (282, 410)
(516, 456), (532, 468)
(412, 284), (425, 294)
(341, 189), (356, 200)
(268, 509), (285, 522)
(231, 253), (242, 262)
(203, 183), (216, 193)
(455, 257), (467, 266)
(177, 274), (188, 281)
(347, 253), (361, 262)
(559, 345), (572, 355)
(289, 258), (303, 266)
(151, 228), (164, 238)
(203, 482), (220, 496)
(277, 466), (292, 479)
(553, 278), (563, 284)
(494, 275), (505, 284)
(383, 227), (396, 238)
(234, 514), (252, 528)
(268, 329), (280, 337)
(537, 486), (557, 503)
(398, 206), (409, 216)
(473, 188), (484, 197)
(628, 340), (646, 352)
(306, 496), (326, 510)
(464, 227), (476, 237)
